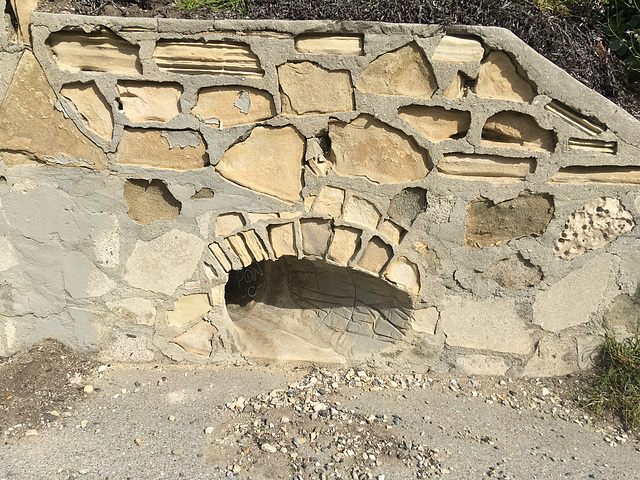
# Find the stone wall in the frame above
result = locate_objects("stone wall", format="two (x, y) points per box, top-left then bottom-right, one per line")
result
(0, 9), (639, 376)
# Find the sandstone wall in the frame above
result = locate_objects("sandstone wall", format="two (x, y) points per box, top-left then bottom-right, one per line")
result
(0, 9), (639, 376)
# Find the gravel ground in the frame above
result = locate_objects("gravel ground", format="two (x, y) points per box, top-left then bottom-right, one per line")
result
(2, 361), (639, 480)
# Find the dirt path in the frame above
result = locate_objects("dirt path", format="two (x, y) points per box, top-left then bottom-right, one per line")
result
(1, 341), (639, 479)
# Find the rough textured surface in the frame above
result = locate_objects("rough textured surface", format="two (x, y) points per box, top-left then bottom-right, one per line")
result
(0, 14), (638, 374)
(61, 82), (113, 140)
(555, 197), (635, 260)
(279, 61), (354, 115)
(481, 255), (542, 290)
(329, 116), (428, 184)
(124, 179), (182, 225)
(115, 129), (208, 170)
(117, 82), (182, 123)
(124, 230), (205, 295)
(440, 297), (534, 355)
(166, 294), (212, 328)
(356, 43), (437, 99)
(475, 51), (535, 103)
(216, 126), (304, 203)
(399, 106), (471, 143)
(465, 192), (554, 249)
(533, 255), (615, 332)
(0, 51), (109, 169)
(482, 111), (556, 153)
(191, 86), (275, 128)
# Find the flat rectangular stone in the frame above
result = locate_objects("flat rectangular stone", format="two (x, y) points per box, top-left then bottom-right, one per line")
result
(268, 223), (297, 258)
(294, 34), (363, 55)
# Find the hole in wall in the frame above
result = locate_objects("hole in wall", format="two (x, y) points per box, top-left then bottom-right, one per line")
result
(224, 257), (413, 363)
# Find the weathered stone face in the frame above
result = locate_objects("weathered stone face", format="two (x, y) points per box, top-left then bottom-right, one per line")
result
(191, 87), (275, 128)
(117, 82), (182, 123)
(278, 61), (354, 115)
(482, 111), (556, 153)
(61, 82), (113, 140)
(47, 29), (142, 74)
(216, 126), (305, 203)
(555, 197), (635, 260)
(399, 106), (471, 143)
(475, 51), (536, 102)
(465, 191), (554, 249)
(115, 129), (208, 170)
(481, 255), (542, 290)
(356, 43), (437, 98)
(0, 51), (109, 169)
(329, 116), (429, 184)
(2, 15), (638, 375)
(124, 179), (182, 225)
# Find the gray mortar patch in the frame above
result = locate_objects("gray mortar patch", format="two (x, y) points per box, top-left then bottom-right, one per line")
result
(161, 130), (202, 149)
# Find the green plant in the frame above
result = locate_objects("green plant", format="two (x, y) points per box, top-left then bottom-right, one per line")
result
(580, 334), (640, 430)
(599, 0), (640, 81)
(175, 0), (248, 15)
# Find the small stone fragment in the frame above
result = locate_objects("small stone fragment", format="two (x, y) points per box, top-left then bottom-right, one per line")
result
(84, 385), (94, 393)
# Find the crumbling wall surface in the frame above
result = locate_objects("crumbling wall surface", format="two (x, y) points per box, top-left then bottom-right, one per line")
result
(0, 12), (639, 376)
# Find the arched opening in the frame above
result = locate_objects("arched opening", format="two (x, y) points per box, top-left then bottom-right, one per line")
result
(223, 257), (413, 363)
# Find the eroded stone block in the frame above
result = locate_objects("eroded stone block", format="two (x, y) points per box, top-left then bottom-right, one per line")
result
(475, 51), (535, 103)
(387, 187), (426, 226)
(192, 187), (215, 199)
(208, 243), (232, 272)
(294, 34), (363, 55)
(567, 138), (617, 155)
(312, 186), (345, 218)
(153, 40), (263, 76)
(8, 0), (37, 43)
(544, 101), (605, 136)
(482, 111), (556, 153)
(550, 166), (640, 185)
(328, 226), (361, 265)
(124, 179), (181, 225)
(47, 29), (141, 74)
(533, 254), (614, 332)
(115, 129), (208, 170)
(241, 230), (269, 262)
(555, 197), (634, 260)
(605, 294), (640, 336)
(300, 219), (332, 257)
(268, 223), (297, 258)
(305, 137), (330, 176)
(442, 73), (465, 100)
(379, 220), (405, 245)
(167, 293), (212, 328)
(61, 82), (114, 141)
(124, 230), (205, 295)
(117, 82), (182, 123)
(438, 153), (535, 181)
(356, 43), (437, 99)
(329, 115), (428, 184)
(279, 62), (354, 115)
(481, 255), (542, 290)
(399, 105), (470, 142)
(356, 237), (392, 275)
(343, 196), (381, 230)
(432, 35), (484, 63)
(215, 213), (245, 237)
(441, 297), (534, 355)
(0, 51), (109, 169)
(191, 87), (275, 128)
(106, 298), (156, 326)
(384, 257), (420, 293)
(225, 234), (253, 267)
(216, 126), (305, 203)
(523, 336), (578, 377)
(412, 307), (439, 334)
(465, 191), (554, 249)
(171, 320), (218, 356)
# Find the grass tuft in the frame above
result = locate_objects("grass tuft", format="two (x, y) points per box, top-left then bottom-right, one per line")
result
(580, 334), (640, 430)
(175, 0), (247, 14)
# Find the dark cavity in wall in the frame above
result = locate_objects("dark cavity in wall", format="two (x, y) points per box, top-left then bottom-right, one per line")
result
(224, 258), (414, 355)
